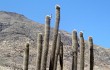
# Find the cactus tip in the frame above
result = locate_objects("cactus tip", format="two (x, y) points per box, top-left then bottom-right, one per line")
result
(58, 32), (61, 34)
(72, 29), (77, 33)
(38, 33), (43, 35)
(80, 31), (83, 33)
(89, 36), (92, 39)
(46, 15), (51, 19)
(89, 36), (93, 41)
(26, 43), (29, 47)
(79, 31), (83, 37)
(56, 4), (60, 9)
(73, 29), (77, 31)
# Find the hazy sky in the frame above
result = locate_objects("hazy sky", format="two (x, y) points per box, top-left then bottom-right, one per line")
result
(0, 0), (110, 48)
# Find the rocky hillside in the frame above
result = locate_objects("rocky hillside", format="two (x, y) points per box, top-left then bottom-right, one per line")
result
(0, 11), (110, 70)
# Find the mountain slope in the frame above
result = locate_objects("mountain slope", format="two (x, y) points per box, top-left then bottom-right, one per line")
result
(0, 11), (110, 70)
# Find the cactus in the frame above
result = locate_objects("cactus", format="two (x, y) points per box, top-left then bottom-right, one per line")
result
(53, 33), (61, 70)
(89, 37), (94, 70)
(36, 33), (43, 70)
(72, 52), (74, 70)
(49, 5), (60, 70)
(59, 41), (63, 70)
(79, 32), (85, 70)
(23, 43), (29, 70)
(41, 15), (51, 70)
(72, 30), (78, 70)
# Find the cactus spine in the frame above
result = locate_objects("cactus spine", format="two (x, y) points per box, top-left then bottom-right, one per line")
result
(53, 33), (61, 70)
(89, 37), (94, 70)
(49, 5), (60, 70)
(79, 32), (85, 70)
(36, 33), (43, 70)
(72, 30), (78, 70)
(59, 41), (63, 70)
(23, 43), (29, 70)
(41, 16), (51, 70)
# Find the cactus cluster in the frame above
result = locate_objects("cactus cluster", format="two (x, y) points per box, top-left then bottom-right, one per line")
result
(71, 30), (94, 70)
(22, 5), (94, 70)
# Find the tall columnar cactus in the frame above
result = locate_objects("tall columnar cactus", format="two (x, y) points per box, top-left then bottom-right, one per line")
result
(49, 5), (60, 70)
(79, 32), (85, 70)
(72, 30), (78, 70)
(89, 37), (94, 70)
(23, 43), (29, 70)
(72, 52), (74, 70)
(53, 33), (61, 70)
(59, 41), (63, 70)
(41, 15), (51, 70)
(36, 33), (43, 70)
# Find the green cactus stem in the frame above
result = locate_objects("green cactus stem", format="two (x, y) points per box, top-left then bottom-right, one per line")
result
(72, 30), (78, 70)
(79, 32), (85, 70)
(59, 41), (63, 70)
(49, 5), (60, 70)
(53, 34), (61, 70)
(41, 15), (51, 70)
(89, 37), (94, 70)
(36, 33), (43, 70)
(23, 43), (29, 70)
(72, 52), (74, 70)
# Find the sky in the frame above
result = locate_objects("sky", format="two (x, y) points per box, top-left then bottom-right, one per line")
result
(0, 0), (110, 48)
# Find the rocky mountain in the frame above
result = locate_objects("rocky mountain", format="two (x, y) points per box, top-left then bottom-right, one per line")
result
(0, 11), (110, 70)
